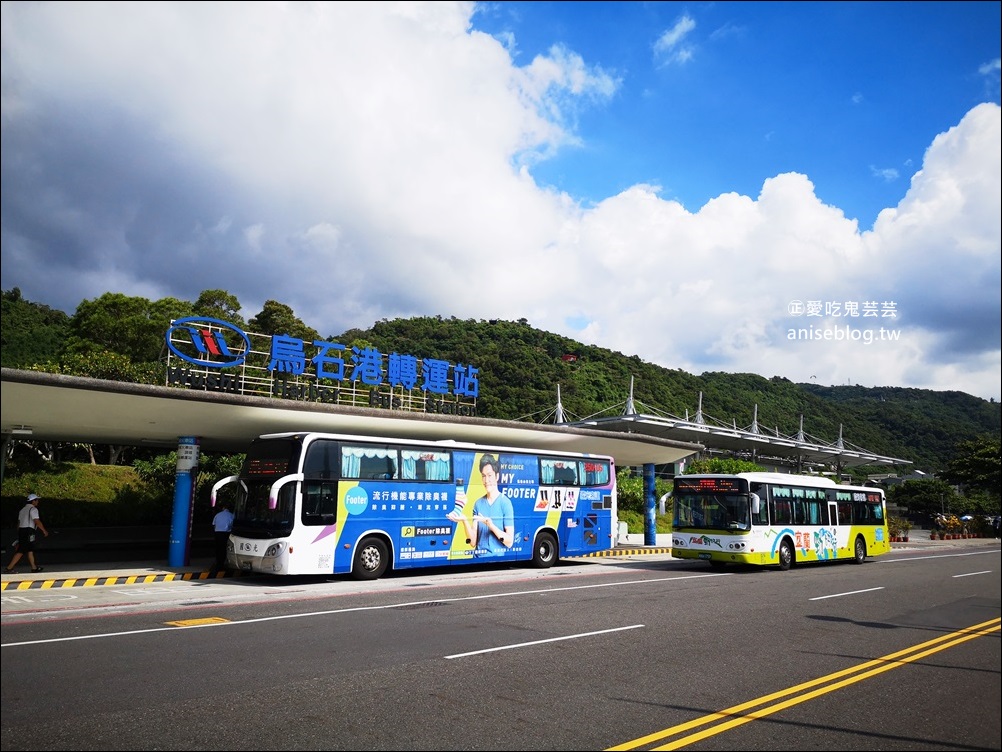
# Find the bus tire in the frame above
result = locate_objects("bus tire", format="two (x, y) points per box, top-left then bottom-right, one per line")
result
(531, 531), (559, 568)
(852, 536), (867, 564)
(352, 536), (390, 580)
(778, 539), (794, 571)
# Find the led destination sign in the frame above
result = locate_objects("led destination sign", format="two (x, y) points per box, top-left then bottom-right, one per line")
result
(674, 478), (745, 493)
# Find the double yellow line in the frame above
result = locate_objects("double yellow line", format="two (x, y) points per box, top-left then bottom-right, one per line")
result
(609, 617), (1000, 751)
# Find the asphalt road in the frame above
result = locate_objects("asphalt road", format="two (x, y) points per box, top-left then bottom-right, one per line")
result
(2, 540), (999, 751)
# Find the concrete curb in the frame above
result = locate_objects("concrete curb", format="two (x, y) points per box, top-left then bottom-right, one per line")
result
(3, 532), (997, 591)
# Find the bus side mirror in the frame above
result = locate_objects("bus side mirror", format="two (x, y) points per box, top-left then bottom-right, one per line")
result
(750, 493), (760, 515)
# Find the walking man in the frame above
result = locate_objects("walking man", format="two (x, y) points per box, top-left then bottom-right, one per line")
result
(5, 493), (49, 573)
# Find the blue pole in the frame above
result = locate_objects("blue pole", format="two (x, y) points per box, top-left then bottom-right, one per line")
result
(644, 463), (656, 545)
(168, 437), (199, 567)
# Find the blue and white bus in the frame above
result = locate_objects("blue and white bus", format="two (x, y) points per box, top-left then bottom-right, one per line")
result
(211, 431), (618, 579)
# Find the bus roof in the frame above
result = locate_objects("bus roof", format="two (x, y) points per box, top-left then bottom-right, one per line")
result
(254, 431), (616, 461)
(677, 472), (883, 495)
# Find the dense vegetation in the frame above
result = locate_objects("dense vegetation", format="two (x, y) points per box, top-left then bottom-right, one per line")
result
(339, 317), (1000, 472)
(2, 287), (999, 528)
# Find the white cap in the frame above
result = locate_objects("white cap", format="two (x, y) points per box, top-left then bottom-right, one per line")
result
(27, 493), (40, 502)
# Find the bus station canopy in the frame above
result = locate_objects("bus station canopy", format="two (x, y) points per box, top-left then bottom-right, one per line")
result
(570, 413), (910, 469)
(0, 369), (702, 468)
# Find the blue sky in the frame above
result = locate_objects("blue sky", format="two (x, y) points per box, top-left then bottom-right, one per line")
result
(1, 2), (1000, 405)
(473, 1), (1000, 228)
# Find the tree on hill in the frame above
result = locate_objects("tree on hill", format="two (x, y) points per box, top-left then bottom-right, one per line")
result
(1, 287), (71, 368)
(64, 292), (194, 363)
(682, 458), (766, 475)
(887, 478), (960, 518)
(193, 289), (245, 328)
(248, 300), (319, 341)
(938, 436), (1001, 515)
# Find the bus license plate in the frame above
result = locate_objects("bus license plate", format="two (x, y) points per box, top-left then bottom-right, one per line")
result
(698, 553), (711, 560)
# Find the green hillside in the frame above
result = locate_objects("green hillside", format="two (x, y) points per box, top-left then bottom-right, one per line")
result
(3, 290), (1000, 475)
(336, 316), (1000, 473)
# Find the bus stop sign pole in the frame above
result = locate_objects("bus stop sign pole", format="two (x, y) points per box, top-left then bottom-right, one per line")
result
(168, 436), (199, 567)
(644, 463), (656, 545)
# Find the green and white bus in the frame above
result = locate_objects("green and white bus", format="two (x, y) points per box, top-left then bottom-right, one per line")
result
(670, 472), (890, 570)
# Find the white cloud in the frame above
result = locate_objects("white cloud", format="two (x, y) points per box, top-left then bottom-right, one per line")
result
(2, 2), (999, 402)
(653, 13), (697, 65)
(869, 166), (899, 182)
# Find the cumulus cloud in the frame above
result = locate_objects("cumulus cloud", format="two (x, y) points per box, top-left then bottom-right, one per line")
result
(1, 2), (999, 401)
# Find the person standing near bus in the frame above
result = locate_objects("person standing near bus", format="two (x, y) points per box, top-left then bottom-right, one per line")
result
(5, 493), (48, 573)
(210, 502), (234, 575)
(448, 454), (514, 556)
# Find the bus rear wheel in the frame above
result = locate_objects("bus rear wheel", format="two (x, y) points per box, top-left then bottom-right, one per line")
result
(852, 536), (867, 564)
(778, 539), (794, 571)
(353, 536), (390, 580)
(531, 532), (559, 568)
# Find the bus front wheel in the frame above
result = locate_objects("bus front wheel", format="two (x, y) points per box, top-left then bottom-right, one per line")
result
(353, 536), (390, 580)
(531, 532), (559, 568)
(852, 536), (867, 564)
(778, 539), (794, 571)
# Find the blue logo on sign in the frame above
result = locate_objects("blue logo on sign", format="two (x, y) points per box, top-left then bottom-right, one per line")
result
(344, 486), (369, 515)
(166, 317), (250, 368)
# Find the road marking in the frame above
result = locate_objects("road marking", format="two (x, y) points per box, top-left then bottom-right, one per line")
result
(2, 572), (721, 647)
(607, 617), (1001, 751)
(166, 617), (231, 627)
(809, 586), (884, 601)
(445, 624), (644, 659)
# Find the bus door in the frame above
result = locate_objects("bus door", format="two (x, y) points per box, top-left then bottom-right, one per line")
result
(828, 499), (844, 554)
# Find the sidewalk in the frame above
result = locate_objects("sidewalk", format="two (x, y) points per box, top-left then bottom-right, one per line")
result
(2, 529), (997, 591)
(1, 557), (232, 591)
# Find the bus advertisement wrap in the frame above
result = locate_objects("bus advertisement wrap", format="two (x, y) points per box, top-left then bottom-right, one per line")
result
(214, 433), (616, 579)
(670, 472), (890, 571)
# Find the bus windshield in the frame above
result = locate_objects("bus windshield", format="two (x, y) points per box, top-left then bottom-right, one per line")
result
(232, 479), (296, 538)
(673, 491), (751, 531)
(230, 437), (302, 538)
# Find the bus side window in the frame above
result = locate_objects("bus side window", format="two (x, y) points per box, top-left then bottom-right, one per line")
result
(554, 466), (577, 485)
(772, 499), (792, 525)
(342, 445), (398, 480)
(359, 454), (398, 479)
(303, 481), (338, 525)
(583, 461), (609, 486)
(792, 500), (805, 524)
(303, 439), (338, 479)
(751, 485), (769, 525)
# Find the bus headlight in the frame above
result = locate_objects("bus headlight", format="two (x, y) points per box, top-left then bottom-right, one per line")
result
(264, 542), (287, 558)
(727, 541), (747, 551)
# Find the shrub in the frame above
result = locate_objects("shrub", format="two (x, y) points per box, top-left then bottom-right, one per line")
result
(888, 515), (911, 538)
